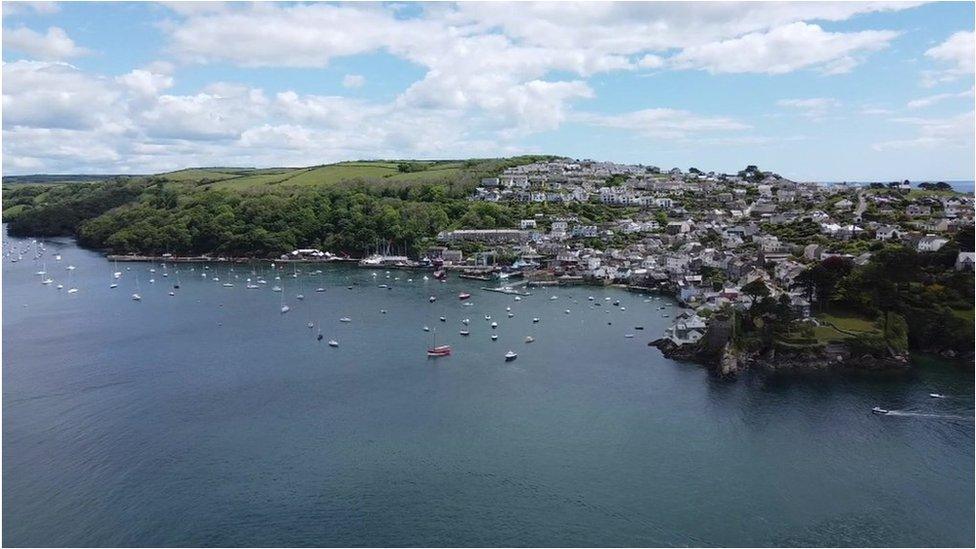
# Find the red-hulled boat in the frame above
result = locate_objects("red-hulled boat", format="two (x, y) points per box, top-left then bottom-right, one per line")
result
(427, 345), (452, 357)
(427, 330), (451, 357)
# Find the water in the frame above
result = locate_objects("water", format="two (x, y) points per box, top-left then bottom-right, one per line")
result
(3, 231), (974, 547)
(823, 181), (975, 194)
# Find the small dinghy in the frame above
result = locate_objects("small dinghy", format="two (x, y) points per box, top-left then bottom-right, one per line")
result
(524, 336), (534, 343)
(532, 317), (540, 323)
(460, 330), (470, 336)
(491, 334), (498, 341)
(339, 317), (351, 323)
(328, 340), (339, 347)
(504, 350), (518, 361)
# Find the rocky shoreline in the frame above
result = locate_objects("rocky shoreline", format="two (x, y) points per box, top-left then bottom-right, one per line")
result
(649, 334), (913, 378)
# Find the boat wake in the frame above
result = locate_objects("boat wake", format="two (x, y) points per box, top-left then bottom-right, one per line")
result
(882, 410), (974, 421)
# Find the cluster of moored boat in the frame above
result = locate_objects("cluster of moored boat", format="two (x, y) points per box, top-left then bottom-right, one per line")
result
(10, 245), (662, 362)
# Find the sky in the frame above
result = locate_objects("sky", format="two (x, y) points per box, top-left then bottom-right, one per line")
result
(1, 1), (974, 181)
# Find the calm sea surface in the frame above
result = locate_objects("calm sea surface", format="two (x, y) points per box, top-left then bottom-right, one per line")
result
(3, 229), (974, 547)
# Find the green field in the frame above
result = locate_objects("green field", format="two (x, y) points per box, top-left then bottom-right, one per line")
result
(203, 161), (467, 190)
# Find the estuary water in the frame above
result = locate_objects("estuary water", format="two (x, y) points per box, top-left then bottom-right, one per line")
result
(3, 230), (974, 547)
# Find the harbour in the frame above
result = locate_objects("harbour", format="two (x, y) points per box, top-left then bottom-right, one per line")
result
(3, 230), (974, 547)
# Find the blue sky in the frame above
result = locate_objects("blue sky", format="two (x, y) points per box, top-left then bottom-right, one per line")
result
(2, 1), (973, 181)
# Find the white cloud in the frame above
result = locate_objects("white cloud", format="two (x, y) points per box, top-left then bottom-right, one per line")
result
(921, 31), (975, 86)
(637, 54), (664, 69)
(2, 26), (88, 60)
(907, 87), (974, 109)
(575, 108), (749, 139)
(1, 2), (61, 17)
(117, 68), (175, 98)
(872, 111), (975, 150)
(671, 22), (897, 74)
(2, 60), (122, 131)
(925, 31), (975, 74)
(342, 74), (365, 89)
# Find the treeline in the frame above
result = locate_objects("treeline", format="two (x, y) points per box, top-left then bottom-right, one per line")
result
(4, 179), (148, 237)
(794, 229), (974, 356)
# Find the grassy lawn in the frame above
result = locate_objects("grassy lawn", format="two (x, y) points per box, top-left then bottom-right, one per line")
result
(811, 325), (846, 343)
(818, 312), (878, 333)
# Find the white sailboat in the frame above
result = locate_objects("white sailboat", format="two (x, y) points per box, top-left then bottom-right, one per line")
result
(280, 280), (290, 314)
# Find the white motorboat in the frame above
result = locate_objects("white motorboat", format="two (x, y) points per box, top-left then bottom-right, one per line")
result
(929, 393), (946, 399)
(872, 407), (889, 415)
(460, 330), (470, 336)
(532, 317), (540, 323)
(132, 293), (141, 301)
(504, 351), (518, 361)
(491, 334), (498, 341)
(524, 336), (534, 343)
(281, 305), (290, 314)
(328, 340), (339, 347)
(339, 317), (351, 322)
(491, 322), (498, 328)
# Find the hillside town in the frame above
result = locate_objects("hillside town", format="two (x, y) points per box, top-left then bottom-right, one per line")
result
(417, 159), (974, 362)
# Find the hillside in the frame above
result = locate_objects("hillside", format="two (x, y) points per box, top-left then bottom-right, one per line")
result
(1, 155), (588, 257)
(150, 158), (540, 191)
